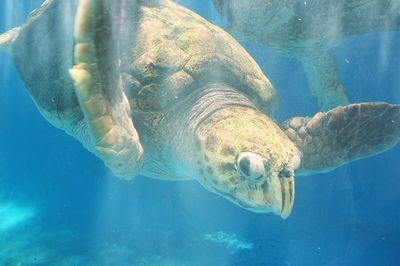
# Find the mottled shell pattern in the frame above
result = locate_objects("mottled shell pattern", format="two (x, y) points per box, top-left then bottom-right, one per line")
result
(121, 0), (278, 118)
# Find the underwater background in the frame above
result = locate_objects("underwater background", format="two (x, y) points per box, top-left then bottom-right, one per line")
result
(0, 0), (399, 265)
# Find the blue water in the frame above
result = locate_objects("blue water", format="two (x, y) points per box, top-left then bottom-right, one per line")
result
(0, 1), (399, 265)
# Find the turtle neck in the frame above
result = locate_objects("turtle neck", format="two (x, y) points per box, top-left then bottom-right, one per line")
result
(164, 83), (257, 176)
(183, 83), (257, 134)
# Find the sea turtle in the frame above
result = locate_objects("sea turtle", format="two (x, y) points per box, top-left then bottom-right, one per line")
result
(1, 0), (400, 219)
(211, 0), (400, 110)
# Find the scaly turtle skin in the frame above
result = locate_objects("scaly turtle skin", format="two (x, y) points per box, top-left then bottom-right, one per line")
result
(1, 0), (400, 219)
(211, 0), (400, 110)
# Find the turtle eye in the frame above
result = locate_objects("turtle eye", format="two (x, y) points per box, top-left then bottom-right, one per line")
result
(236, 152), (265, 180)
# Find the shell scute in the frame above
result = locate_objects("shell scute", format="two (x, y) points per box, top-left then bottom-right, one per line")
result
(131, 41), (191, 84)
(128, 1), (278, 113)
(184, 53), (242, 86)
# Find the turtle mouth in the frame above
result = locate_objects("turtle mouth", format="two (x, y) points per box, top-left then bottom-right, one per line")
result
(211, 177), (295, 219)
(279, 177), (295, 219)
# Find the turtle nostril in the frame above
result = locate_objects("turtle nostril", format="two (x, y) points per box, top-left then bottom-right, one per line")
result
(279, 169), (292, 179)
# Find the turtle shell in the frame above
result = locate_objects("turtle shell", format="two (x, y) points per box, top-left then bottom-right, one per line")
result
(212, 0), (400, 57)
(122, 0), (278, 115)
(12, 0), (278, 126)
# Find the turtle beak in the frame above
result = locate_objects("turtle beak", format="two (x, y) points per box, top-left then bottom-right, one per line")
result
(279, 176), (295, 219)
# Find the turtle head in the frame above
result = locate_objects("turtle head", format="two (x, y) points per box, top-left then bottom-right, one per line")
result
(194, 107), (301, 219)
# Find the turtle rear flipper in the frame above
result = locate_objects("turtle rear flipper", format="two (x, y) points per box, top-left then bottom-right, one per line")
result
(281, 103), (400, 175)
(69, 0), (143, 179)
(300, 51), (350, 111)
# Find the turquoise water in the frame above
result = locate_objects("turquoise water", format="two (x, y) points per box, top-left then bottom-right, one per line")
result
(0, 1), (400, 265)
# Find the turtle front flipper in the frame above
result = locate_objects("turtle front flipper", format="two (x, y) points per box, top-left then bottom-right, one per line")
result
(69, 0), (143, 179)
(0, 27), (21, 54)
(300, 51), (350, 111)
(280, 103), (400, 175)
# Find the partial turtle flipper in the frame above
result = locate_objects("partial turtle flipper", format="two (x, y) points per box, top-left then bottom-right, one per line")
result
(0, 27), (21, 54)
(281, 103), (400, 175)
(69, 0), (143, 179)
(300, 51), (350, 111)
(340, 0), (400, 37)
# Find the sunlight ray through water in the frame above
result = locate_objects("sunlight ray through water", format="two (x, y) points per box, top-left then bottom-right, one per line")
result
(0, 1), (399, 265)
